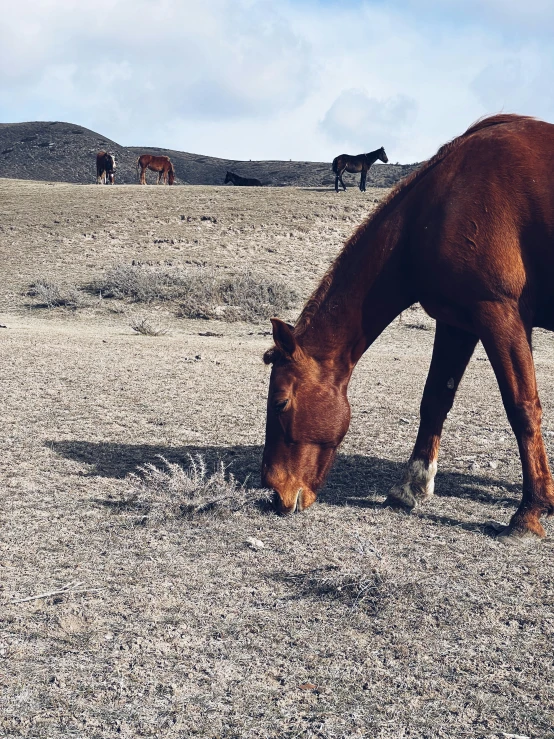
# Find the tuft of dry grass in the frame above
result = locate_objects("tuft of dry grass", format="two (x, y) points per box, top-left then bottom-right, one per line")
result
(121, 454), (267, 521)
(91, 264), (298, 322)
(129, 316), (168, 336)
(28, 280), (87, 309)
(91, 263), (177, 303)
(176, 268), (298, 322)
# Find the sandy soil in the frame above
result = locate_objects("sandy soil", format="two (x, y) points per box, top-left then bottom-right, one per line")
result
(1, 179), (553, 738)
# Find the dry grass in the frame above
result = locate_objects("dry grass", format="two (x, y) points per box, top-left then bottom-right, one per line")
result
(121, 454), (267, 520)
(90, 264), (299, 323)
(27, 280), (87, 309)
(129, 316), (168, 336)
(176, 268), (299, 322)
(1, 180), (553, 739)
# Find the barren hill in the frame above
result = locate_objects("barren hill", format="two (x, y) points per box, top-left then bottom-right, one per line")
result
(0, 120), (418, 187)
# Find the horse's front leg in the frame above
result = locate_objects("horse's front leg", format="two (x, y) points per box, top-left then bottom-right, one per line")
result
(477, 304), (554, 541)
(359, 167), (366, 192)
(386, 322), (478, 510)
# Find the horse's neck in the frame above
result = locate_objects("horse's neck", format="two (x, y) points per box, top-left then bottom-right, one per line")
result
(366, 150), (381, 165)
(297, 217), (410, 369)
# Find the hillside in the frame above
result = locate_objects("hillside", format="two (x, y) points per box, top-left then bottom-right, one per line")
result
(0, 120), (418, 187)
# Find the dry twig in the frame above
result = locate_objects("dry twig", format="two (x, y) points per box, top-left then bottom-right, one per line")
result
(9, 580), (103, 604)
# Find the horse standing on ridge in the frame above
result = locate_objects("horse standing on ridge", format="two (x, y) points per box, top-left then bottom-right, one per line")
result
(137, 154), (175, 185)
(332, 147), (388, 192)
(224, 171), (262, 187)
(263, 114), (554, 543)
(96, 151), (116, 184)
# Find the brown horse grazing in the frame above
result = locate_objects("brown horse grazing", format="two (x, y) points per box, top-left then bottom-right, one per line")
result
(332, 147), (388, 192)
(136, 154), (175, 185)
(262, 114), (554, 543)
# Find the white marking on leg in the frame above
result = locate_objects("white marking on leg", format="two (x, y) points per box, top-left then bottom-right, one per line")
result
(389, 459), (438, 508)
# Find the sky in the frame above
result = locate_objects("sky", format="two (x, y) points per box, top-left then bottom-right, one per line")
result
(1, 0), (554, 163)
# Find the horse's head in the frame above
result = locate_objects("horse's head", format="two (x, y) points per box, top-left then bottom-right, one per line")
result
(377, 147), (388, 164)
(109, 154), (116, 170)
(224, 172), (231, 184)
(168, 167), (175, 185)
(262, 319), (351, 514)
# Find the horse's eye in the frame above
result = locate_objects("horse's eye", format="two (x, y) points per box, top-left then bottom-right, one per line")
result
(273, 399), (289, 413)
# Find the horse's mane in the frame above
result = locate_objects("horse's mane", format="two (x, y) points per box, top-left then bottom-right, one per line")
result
(294, 113), (534, 335)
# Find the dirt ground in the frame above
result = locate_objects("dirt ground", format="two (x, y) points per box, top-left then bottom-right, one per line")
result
(1, 179), (553, 738)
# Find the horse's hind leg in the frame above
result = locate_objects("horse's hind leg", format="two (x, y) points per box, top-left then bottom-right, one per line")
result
(140, 167), (146, 185)
(477, 304), (554, 541)
(359, 168), (366, 192)
(386, 322), (478, 510)
(338, 169), (347, 191)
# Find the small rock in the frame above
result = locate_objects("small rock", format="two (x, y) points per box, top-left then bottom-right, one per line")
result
(299, 682), (317, 691)
(489, 460), (498, 469)
(470, 461), (480, 471)
(399, 418), (410, 424)
(245, 537), (265, 550)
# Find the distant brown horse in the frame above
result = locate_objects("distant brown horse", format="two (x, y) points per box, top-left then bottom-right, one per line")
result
(262, 114), (554, 543)
(136, 154), (175, 185)
(332, 147), (388, 192)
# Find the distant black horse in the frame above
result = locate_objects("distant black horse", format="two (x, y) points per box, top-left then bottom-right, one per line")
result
(332, 147), (388, 192)
(224, 171), (262, 187)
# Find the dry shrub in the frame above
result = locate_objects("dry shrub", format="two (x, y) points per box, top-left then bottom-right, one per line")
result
(284, 564), (390, 616)
(92, 264), (177, 303)
(122, 454), (266, 521)
(177, 269), (298, 322)
(129, 317), (168, 336)
(28, 280), (86, 309)
(91, 264), (298, 322)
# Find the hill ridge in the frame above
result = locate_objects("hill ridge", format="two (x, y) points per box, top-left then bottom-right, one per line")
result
(0, 120), (418, 187)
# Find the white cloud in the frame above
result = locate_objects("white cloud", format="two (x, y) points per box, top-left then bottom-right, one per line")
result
(320, 90), (418, 154)
(1, 0), (554, 162)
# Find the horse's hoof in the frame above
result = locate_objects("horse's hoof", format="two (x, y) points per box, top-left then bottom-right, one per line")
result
(485, 520), (543, 545)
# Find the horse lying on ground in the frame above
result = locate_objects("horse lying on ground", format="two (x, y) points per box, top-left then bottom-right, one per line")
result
(263, 114), (554, 543)
(224, 171), (262, 187)
(96, 151), (116, 184)
(137, 154), (175, 185)
(332, 147), (388, 192)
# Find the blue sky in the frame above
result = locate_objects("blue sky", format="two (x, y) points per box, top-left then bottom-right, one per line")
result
(1, 0), (553, 163)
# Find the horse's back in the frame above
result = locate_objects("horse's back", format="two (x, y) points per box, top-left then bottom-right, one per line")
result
(409, 117), (554, 317)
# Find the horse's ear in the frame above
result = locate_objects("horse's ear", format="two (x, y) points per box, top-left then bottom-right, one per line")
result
(270, 318), (297, 358)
